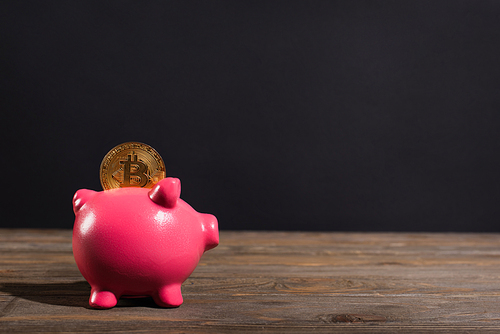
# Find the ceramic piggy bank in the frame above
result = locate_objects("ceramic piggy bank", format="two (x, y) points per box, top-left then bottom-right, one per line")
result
(72, 177), (219, 309)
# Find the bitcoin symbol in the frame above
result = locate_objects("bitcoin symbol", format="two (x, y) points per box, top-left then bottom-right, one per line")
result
(100, 142), (166, 190)
(119, 154), (149, 187)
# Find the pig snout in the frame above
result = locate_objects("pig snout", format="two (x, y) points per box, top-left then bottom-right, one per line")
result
(202, 213), (219, 251)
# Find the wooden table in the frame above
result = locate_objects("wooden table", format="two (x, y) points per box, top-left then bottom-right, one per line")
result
(1, 229), (500, 333)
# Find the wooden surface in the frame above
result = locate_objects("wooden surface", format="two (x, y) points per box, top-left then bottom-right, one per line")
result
(2, 230), (500, 333)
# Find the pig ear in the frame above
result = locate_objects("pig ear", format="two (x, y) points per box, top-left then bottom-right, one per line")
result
(73, 189), (97, 213)
(148, 177), (181, 208)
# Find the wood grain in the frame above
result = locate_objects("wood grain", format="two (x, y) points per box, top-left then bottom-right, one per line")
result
(1, 229), (500, 332)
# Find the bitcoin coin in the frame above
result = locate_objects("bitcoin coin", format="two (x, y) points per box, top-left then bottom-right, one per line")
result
(100, 142), (166, 190)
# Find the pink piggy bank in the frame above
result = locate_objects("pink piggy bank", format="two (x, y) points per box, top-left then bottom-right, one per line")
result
(72, 177), (219, 309)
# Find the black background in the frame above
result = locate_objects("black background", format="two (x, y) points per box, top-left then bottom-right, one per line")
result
(2, 1), (500, 231)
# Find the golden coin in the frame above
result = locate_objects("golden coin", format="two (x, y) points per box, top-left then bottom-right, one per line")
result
(99, 142), (166, 190)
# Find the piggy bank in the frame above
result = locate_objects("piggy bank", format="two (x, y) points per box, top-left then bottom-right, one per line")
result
(72, 177), (219, 309)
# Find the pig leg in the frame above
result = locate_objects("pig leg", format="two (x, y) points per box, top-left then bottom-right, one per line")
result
(89, 288), (119, 309)
(153, 284), (183, 307)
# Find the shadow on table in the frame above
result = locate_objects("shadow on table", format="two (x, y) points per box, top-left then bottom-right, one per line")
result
(0, 281), (161, 309)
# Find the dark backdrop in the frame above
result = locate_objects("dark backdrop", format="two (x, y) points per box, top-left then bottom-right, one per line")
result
(2, 1), (500, 231)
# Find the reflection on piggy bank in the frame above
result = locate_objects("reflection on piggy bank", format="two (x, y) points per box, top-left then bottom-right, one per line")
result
(72, 177), (219, 309)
